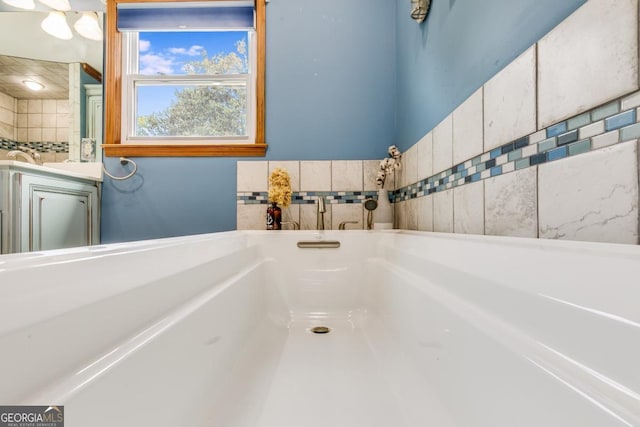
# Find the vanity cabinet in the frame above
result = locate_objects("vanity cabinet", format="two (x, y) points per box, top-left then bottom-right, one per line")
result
(0, 163), (100, 254)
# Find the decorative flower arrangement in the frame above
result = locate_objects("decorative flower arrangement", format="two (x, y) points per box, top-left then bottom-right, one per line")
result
(375, 145), (402, 188)
(268, 167), (292, 207)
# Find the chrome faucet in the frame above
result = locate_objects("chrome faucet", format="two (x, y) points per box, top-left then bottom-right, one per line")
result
(281, 220), (300, 230)
(7, 149), (41, 165)
(317, 197), (326, 230)
(338, 221), (358, 230)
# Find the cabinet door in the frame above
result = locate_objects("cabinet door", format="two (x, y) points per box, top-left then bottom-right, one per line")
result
(19, 175), (99, 252)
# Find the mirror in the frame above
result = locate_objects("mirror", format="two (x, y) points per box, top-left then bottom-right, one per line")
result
(0, 0), (104, 163)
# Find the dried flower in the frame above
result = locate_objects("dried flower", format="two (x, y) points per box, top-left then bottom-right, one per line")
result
(268, 167), (292, 207)
(377, 145), (402, 188)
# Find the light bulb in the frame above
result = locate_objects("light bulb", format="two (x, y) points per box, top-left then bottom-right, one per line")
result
(1, 0), (35, 9)
(41, 11), (72, 40)
(23, 80), (44, 91)
(37, 0), (70, 11)
(74, 12), (102, 41)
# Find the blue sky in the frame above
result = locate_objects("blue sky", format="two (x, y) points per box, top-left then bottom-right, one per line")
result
(137, 31), (247, 116)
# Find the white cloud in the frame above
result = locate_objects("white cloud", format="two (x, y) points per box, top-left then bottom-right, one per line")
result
(167, 45), (204, 56)
(139, 39), (151, 53)
(139, 54), (175, 75)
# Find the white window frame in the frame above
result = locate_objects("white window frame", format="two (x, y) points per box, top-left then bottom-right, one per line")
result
(120, 30), (257, 145)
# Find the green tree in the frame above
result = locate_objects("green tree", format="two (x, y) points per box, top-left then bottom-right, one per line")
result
(137, 39), (248, 137)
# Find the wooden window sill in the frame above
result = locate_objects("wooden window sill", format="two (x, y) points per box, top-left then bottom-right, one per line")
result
(103, 143), (267, 157)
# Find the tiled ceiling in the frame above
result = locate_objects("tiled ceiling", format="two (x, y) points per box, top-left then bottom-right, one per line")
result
(0, 55), (68, 100)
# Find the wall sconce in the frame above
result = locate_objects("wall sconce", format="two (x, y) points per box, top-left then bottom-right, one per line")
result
(1, 0), (35, 9)
(41, 10), (102, 41)
(73, 12), (102, 40)
(41, 10), (73, 40)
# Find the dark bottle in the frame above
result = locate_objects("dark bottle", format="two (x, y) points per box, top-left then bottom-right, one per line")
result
(266, 203), (282, 230)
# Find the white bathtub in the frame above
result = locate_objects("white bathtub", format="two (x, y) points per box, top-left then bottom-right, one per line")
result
(0, 231), (638, 427)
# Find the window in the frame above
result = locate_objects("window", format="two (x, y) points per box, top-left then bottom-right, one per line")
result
(104, 0), (266, 157)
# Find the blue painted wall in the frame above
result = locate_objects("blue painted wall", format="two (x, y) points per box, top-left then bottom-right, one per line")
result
(101, 0), (396, 243)
(395, 0), (586, 150)
(102, 0), (588, 243)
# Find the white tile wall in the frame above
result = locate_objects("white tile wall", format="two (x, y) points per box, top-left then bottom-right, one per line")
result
(538, 141), (639, 244)
(401, 144), (418, 188)
(417, 131), (433, 180)
(332, 204), (363, 230)
(538, 0), (639, 128)
(301, 203), (332, 230)
(417, 195), (434, 232)
(237, 204), (266, 230)
(269, 161), (300, 192)
(453, 181), (484, 235)
(433, 115), (453, 174)
(301, 161), (331, 191)
(237, 161), (268, 192)
(364, 160), (380, 191)
(453, 88), (484, 165)
(484, 167), (538, 238)
(433, 189), (454, 232)
(332, 160), (362, 191)
(14, 97), (70, 143)
(484, 46), (537, 151)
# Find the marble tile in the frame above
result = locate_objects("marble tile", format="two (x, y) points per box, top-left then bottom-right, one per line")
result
(301, 161), (331, 191)
(42, 100), (57, 114)
(433, 115), (453, 174)
(0, 123), (12, 140)
(406, 198), (418, 230)
(0, 149), (8, 160)
(269, 161), (300, 192)
(55, 127), (68, 143)
(0, 108), (12, 126)
(42, 114), (56, 128)
(42, 128), (56, 142)
(0, 92), (14, 111)
(453, 181), (484, 235)
(484, 46), (537, 151)
(280, 204), (300, 229)
(17, 128), (27, 142)
(453, 87), (484, 165)
(301, 203), (331, 230)
(237, 161), (268, 192)
(331, 204), (363, 230)
(395, 201), (407, 230)
(538, 0), (639, 128)
(27, 100), (42, 114)
(28, 114), (42, 128)
(417, 194), (434, 231)
(485, 167), (538, 238)
(363, 160), (380, 191)
(17, 100), (27, 114)
(28, 128), (41, 142)
(332, 160), (363, 191)
(417, 131), (433, 180)
(433, 189), (454, 232)
(56, 100), (70, 114)
(538, 140), (638, 244)
(237, 204), (267, 230)
(402, 144), (418, 187)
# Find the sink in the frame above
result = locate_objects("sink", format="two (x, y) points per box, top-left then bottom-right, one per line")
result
(42, 162), (103, 181)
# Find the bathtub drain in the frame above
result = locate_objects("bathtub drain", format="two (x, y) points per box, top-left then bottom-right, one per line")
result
(310, 326), (331, 334)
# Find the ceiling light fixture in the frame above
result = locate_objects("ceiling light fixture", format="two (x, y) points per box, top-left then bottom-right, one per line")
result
(23, 80), (44, 91)
(73, 12), (102, 41)
(1, 0), (35, 9)
(37, 0), (70, 11)
(41, 11), (72, 40)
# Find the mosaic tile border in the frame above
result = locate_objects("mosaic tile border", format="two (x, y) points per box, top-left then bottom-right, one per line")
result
(391, 92), (640, 203)
(237, 190), (379, 205)
(0, 139), (69, 153)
